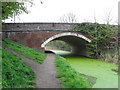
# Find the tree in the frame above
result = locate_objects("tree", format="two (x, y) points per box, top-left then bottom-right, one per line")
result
(103, 11), (113, 25)
(2, 1), (33, 21)
(46, 40), (71, 51)
(59, 13), (77, 23)
(2, 2), (27, 20)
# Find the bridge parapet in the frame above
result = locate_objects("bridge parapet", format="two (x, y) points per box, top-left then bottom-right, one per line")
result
(2, 23), (77, 32)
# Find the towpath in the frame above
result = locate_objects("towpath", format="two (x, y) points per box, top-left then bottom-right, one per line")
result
(6, 48), (60, 88)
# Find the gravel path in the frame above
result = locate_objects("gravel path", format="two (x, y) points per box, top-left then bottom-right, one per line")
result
(6, 48), (61, 88)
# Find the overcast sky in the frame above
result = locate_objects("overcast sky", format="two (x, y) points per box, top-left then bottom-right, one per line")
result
(5, 0), (119, 24)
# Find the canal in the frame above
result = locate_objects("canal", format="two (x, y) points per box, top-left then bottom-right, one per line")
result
(46, 49), (118, 88)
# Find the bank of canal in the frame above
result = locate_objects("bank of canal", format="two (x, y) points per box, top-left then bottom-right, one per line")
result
(65, 56), (118, 88)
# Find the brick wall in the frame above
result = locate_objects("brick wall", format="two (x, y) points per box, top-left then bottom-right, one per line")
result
(2, 23), (77, 31)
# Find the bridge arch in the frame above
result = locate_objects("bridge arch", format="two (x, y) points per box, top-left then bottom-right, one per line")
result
(41, 32), (91, 56)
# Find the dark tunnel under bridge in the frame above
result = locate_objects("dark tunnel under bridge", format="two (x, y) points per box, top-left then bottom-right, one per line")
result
(41, 32), (91, 56)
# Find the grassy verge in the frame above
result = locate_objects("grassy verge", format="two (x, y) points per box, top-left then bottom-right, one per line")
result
(55, 55), (91, 88)
(3, 39), (46, 64)
(0, 47), (2, 89)
(2, 48), (35, 88)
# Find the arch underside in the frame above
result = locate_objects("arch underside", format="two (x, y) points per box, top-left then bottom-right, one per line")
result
(41, 32), (91, 56)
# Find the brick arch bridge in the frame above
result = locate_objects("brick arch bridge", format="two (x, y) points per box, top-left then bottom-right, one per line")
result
(3, 23), (91, 56)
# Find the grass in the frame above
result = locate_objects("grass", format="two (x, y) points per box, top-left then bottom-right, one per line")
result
(0, 46), (2, 89)
(65, 56), (118, 88)
(55, 55), (91, 88)
(2, 48), (35, 88)
(3, 39), (46, 64)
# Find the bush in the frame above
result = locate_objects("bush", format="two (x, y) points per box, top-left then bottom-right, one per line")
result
(100, 49), (118, 64)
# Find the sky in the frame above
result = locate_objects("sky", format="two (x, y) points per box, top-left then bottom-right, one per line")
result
(5, 0), (120, 24)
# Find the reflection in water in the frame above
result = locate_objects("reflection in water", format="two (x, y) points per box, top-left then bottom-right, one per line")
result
(45, 49), (72, 56)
